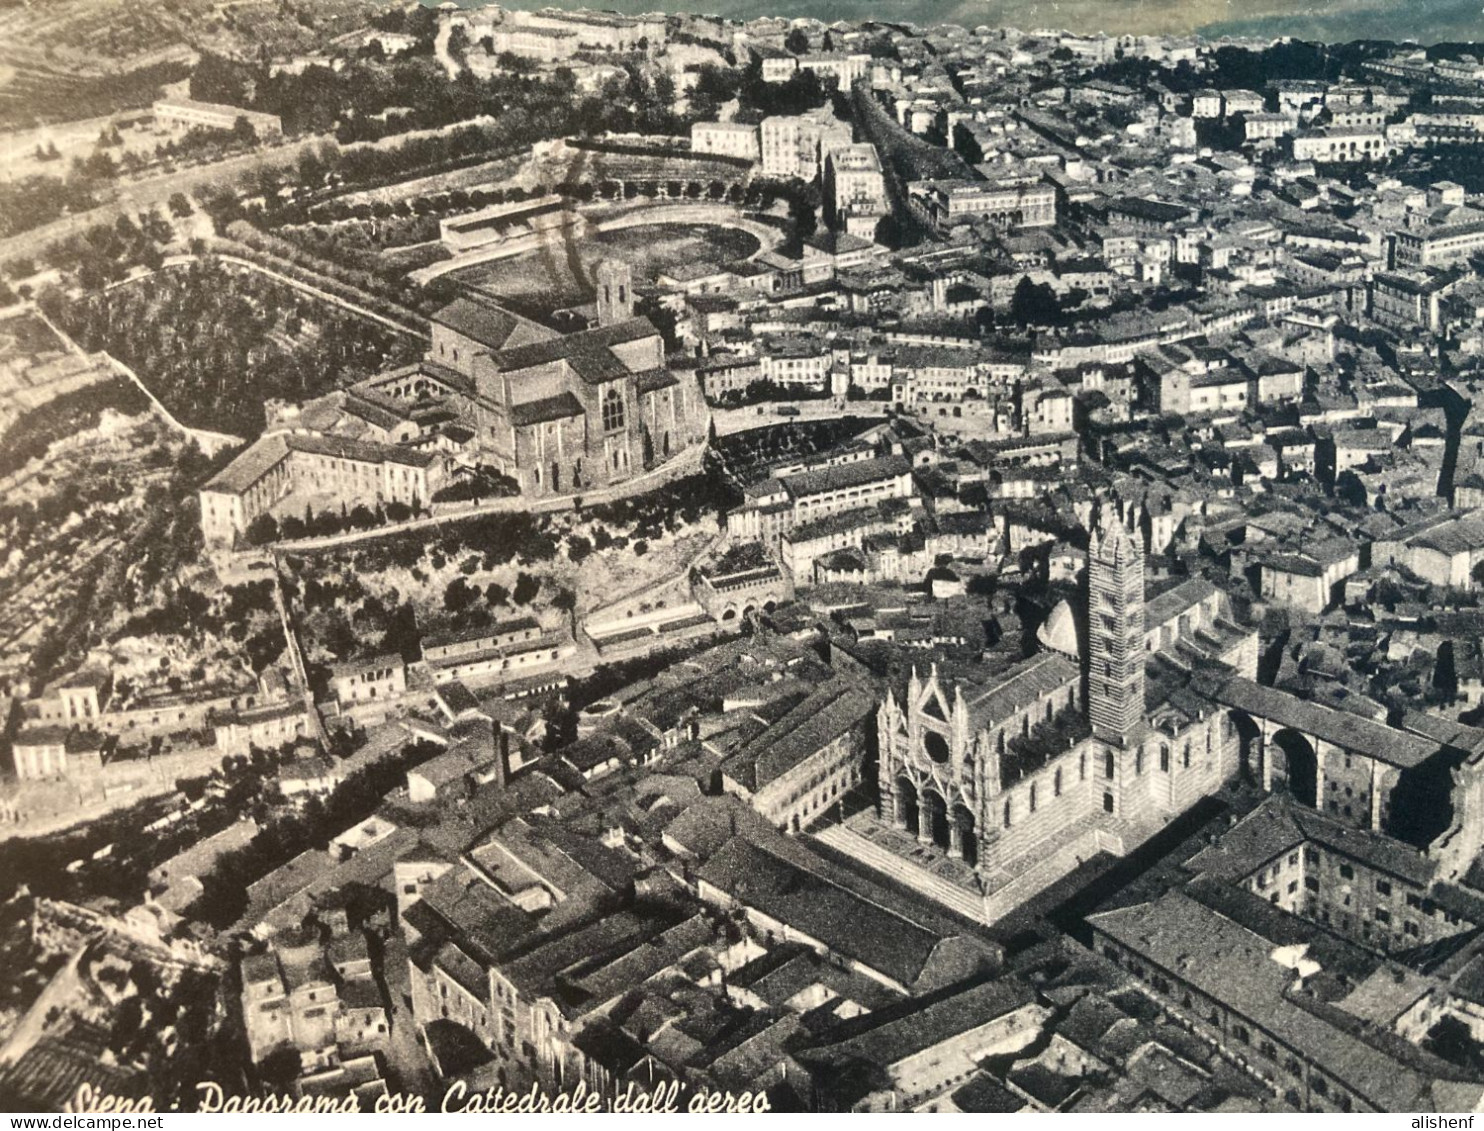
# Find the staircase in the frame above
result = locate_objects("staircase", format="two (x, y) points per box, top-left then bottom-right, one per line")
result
(813, 825), (987, 922)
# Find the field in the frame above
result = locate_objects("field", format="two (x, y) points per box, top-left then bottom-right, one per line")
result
(450, 222), (760, 316)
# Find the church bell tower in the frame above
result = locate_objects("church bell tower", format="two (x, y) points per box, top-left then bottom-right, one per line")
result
(594, 259), (634, 327)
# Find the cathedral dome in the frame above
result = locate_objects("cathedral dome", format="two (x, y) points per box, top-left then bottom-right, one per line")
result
(1037, 599), (1079, 659)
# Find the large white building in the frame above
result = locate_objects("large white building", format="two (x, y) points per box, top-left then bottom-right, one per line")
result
(908, 176), (1057, 234)
(760, 111), (854, 179)
(152, 97), (282, 139)
(823, 143), (888, 237)
(1291, 127), (1389, 163)
(691, 121), (760, 162)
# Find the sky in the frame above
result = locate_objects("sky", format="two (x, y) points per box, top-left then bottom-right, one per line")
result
(463, 0), (1484, 44)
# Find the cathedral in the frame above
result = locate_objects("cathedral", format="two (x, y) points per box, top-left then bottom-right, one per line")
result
(871, 502), (1260, 921)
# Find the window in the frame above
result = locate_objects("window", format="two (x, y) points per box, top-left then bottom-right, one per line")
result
(1030, 784), (1038, 813)
(1376, 879), (1391, 896)
(1135, 747), (1143, 775)
(1375, 908), (1391, 924)
(1054, 767), (1063, 797)
(1103, 791), (1114, 814)
(1305, 876), (1319, 892)
(1004, 800), (1012, 828)
(1339, 864), (1354, 880)
(602, 386), (625, 431)
(1160, 745), (1170, 772)
(1105, 751), (1115, 779)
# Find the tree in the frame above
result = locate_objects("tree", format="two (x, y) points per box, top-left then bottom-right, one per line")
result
(789, 193), (817, 239)
(485, 582), (509, 607)
(244, 513), (279, 545)
(258, 1047), (303, 1092)
(169, 192), (193, 218)
(444, 577), (477, 612)
(1009, 276), (1059, 327)
(232, 116), (259, 147)
(785, 27), (810, 55)
(552, 587), (577, 631)
(446, 24), (471, 66)
(567, 535), (593, 564)
(513, 571), (541, 605)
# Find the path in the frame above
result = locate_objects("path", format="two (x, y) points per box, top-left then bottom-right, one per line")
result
(269, 548), (328, 750)
(0, 138), (323, 266)
(433, 15), (467, 81)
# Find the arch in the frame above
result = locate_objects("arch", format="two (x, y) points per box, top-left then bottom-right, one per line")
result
(1273, 728), (1318, 808)
(952, 804), (977, 868)
(721, 607), (737, 622)
(924, 730), (950, 765)
(742, 604), (757, 619)
(921, 788), (950, 851)
(762, 599), (777, 613)
(895, 776), (919, 837)
(1226, 709), (1263, 783)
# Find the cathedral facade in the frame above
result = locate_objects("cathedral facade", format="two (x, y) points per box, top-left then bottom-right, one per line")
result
(874, 505), (1246, 914)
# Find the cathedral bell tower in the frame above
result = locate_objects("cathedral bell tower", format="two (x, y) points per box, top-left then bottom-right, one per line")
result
(1087, 501), (1145, 747)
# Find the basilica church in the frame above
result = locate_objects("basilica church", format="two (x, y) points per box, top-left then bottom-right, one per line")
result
(200, 261), (708, 546)
(869, 503), (1261, 921)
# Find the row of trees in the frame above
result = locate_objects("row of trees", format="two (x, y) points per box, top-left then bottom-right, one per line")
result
(243, 499), (424, 547)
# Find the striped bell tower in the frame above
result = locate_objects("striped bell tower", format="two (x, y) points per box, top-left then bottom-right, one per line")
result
(1087, 501), (1145, 746)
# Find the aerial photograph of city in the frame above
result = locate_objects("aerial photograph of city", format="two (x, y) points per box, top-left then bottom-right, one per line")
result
(2, 0), (1484, 1115)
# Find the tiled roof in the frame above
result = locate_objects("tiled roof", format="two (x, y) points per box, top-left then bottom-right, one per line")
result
(510, 391), (584, 427)
(1194, 672), (1440, 769)
(434, 297), (525, 350)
